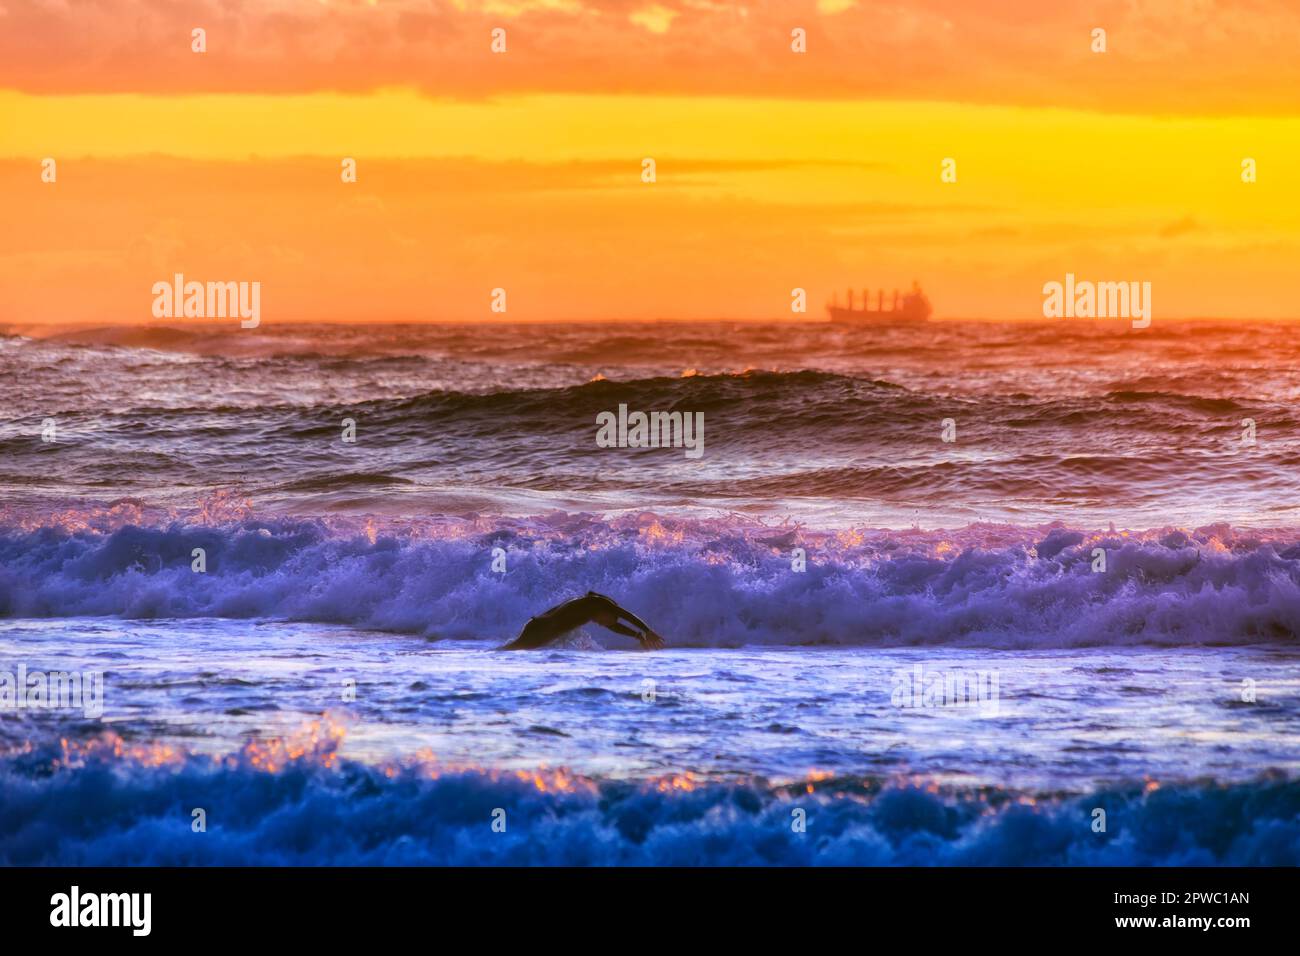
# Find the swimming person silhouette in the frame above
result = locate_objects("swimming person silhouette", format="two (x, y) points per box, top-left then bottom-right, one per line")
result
(502, 592), (665, 650)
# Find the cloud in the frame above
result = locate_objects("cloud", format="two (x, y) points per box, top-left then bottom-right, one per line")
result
(1159, 215), (1201, 239)
(2, 0), (1299, 112)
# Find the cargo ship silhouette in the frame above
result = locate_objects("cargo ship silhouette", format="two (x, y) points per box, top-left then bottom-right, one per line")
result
(827, 281), (932, 322)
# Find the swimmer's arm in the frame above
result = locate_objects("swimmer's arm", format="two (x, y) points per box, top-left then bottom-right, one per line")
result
(601, 621), (643, 639)
(613, 606), (667, 649)
(612, 605), (651, 634)
(600, 618), (665, 650)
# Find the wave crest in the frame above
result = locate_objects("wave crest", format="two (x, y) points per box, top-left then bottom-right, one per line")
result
(1, 727), (1295, 864)
(2, 516), (1298, 647)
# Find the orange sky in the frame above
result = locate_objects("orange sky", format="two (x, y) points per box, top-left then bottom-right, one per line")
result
(2, 0), (1298, 323)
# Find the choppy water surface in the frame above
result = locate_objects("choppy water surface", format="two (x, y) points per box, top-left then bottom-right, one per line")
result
(5, 320), (1300, 527)
(3, 319), (1299, 863)
(3, 619), (1298, 790)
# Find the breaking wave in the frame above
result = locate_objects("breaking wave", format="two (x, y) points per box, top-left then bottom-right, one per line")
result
(0, 727), (1295, 865)
(2, 515), (1299, 647)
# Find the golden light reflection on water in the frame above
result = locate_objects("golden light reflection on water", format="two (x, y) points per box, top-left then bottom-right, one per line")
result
(19, 702), (1180, 815)
(35, 716), (965, 804)
(57, 734), (185, 769)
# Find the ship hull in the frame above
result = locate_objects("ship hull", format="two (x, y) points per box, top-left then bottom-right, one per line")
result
(827, 306), (929, 322)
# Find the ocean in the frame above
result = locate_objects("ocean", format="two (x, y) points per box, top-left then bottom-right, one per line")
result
(1, 319), (1298, 864)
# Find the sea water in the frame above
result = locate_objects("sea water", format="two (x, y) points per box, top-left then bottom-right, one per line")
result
(2, 320), (1299, 863)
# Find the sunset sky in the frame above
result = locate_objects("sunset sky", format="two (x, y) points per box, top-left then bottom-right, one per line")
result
(2, 0), (1298, 323)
